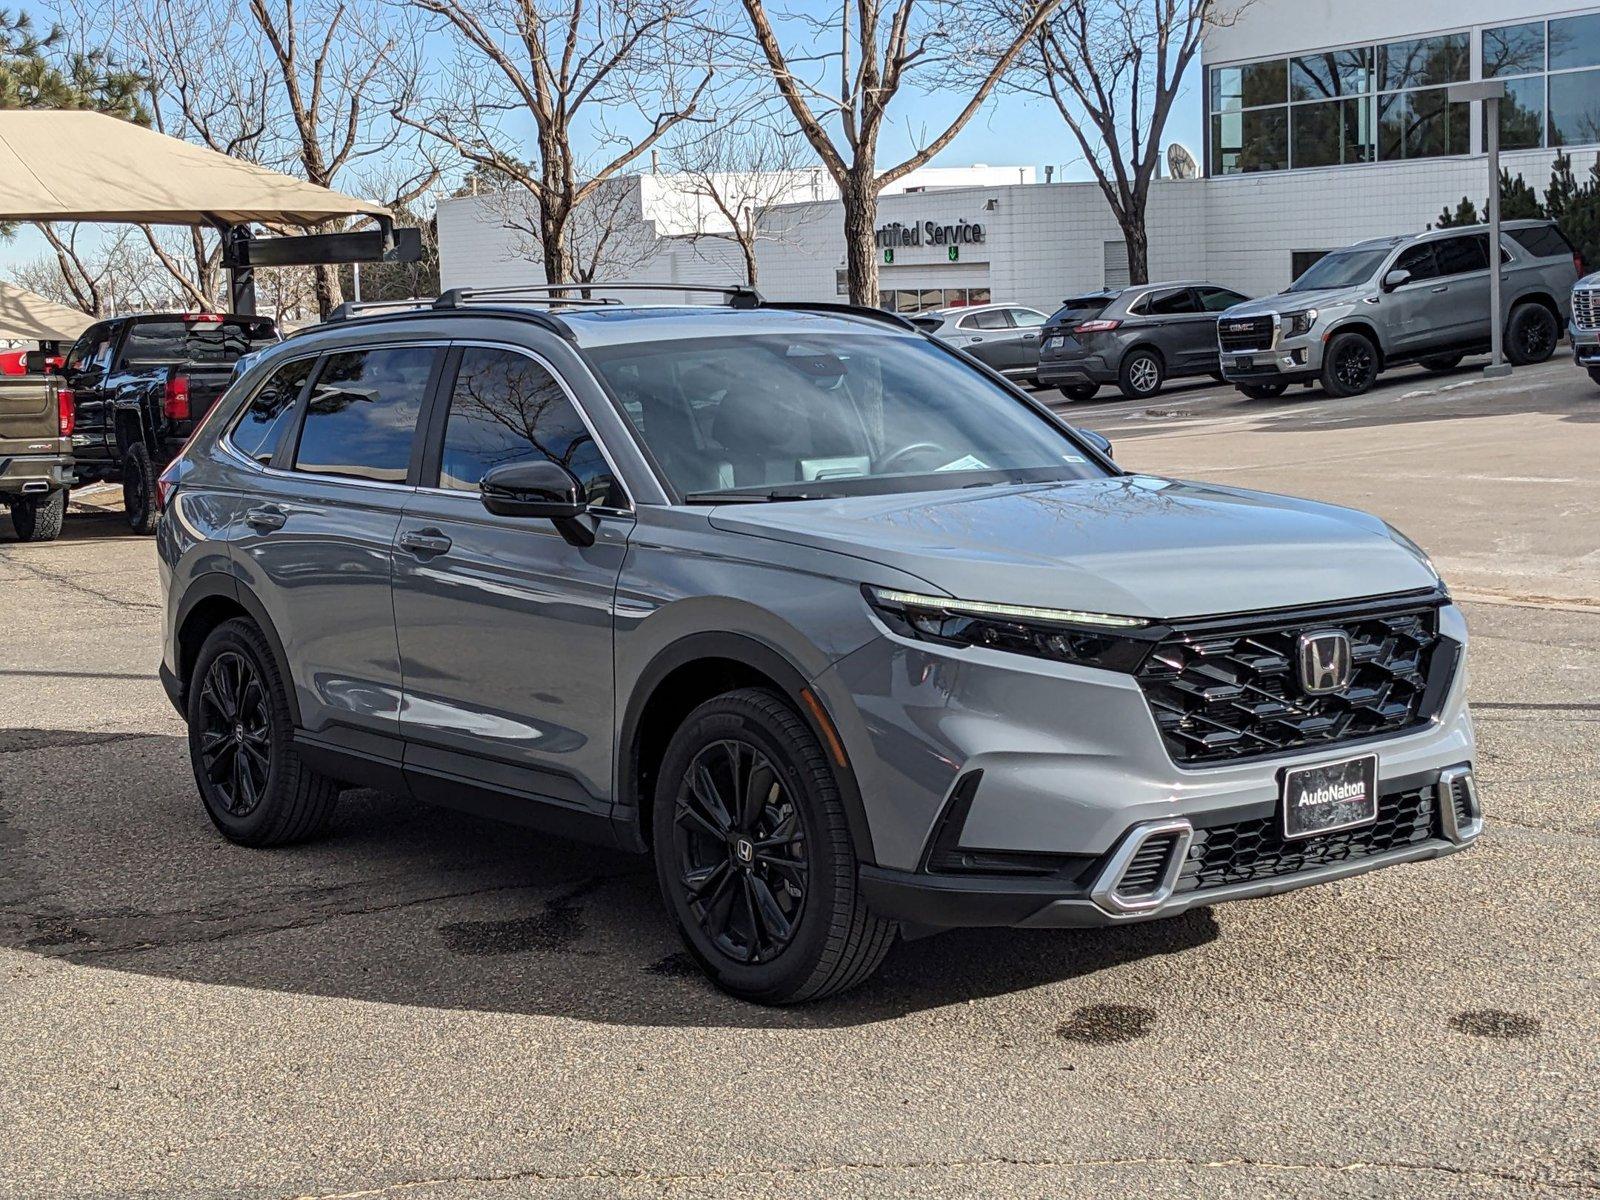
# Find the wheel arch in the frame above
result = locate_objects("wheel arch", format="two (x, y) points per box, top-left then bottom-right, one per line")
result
(1324, 319), (1386, 368)
(174, 575), (300, 726)
(618, 631), (876, 864)
(1509, 289), (1561, 324)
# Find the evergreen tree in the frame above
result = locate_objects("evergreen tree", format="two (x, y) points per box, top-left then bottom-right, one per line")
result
(1499, 170), (1544, 220)
(1436, 197), (1479, 228)
(0, 9), (146, 120)
(1545, 153), (1580, 226)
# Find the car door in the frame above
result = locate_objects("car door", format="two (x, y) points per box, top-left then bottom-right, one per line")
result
(1383, 243), (1447, 355)
(1195, 287), (1251, 369)
(230, 342), (441, 748)
(1004, 308), (1048, 373)
(1429, 233), (1494, 348)
(62, 322), (118, 467)
(1141, 287), (1213, 374)
(955, 308), (1017, 370)
(390, 342), (632, 824)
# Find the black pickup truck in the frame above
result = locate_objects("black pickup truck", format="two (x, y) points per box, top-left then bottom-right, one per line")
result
(65, 313), (278, 532)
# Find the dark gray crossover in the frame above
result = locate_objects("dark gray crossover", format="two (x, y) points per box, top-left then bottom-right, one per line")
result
(1037, 282), (1250, 401)
(156, 286), (1480, 1005)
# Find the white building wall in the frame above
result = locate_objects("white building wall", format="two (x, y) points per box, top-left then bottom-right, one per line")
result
(1206, 0), (1577, 63)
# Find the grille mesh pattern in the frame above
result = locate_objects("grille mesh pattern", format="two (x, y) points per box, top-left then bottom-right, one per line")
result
(1136, 605), (1443, 765)
(1219, 315), (1274, 352)
(1175, 786), (1436, 894)
(1575, 289), (1600, 331)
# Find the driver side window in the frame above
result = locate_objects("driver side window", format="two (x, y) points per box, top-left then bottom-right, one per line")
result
(1393, 243), (1441, 283)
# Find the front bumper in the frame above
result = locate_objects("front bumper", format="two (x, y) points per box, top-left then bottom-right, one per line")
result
(1570, 323), (1600, 364)
(1220, 341), (1320, 383)
(862, 764), (1481, 929)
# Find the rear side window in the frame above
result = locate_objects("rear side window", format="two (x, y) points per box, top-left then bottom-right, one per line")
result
(959, 309), (1011, 331)
(291, 346), (436, 483)
(437, 347), (623, 507)
(1144, 288), (1201, 315)
(229, 357), (313, 464)
(1197, 286), (1248, 311)
(1508, 224), (1573, 259)
(121, 317), (278, 367)
(1007, 308), (1046, 328)
(1433, 235), (1490, 276)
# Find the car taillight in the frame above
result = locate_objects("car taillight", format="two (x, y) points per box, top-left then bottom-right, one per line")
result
(163, 374), (191, 421)
(1074, 319), (1121, 333)
(57, 387), (74, 436)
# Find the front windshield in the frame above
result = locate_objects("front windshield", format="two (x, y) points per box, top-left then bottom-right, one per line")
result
(586, 333), (1109, 499)
(1286, 247), (1393, 292)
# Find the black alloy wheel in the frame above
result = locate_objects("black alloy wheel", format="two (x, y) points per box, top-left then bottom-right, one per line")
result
(195, 650), (273, 819)
(1321, 331), (1379, 397)
(1506, 304), (1558, 366)
(672, 738), (808, 965)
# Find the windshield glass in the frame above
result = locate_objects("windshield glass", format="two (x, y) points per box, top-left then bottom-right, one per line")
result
(121, 316), (278, 366)
(587, 333), (1109, 499)
(1285, 248), (1393, 292)
(1048, 296), (1115, 325)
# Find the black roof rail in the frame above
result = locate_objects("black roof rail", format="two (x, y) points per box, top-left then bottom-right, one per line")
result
(434, 281), (765, 309)
(309, 297), (578, 342)
(324, 298), (437, 322)
(760, 300), (921, 332)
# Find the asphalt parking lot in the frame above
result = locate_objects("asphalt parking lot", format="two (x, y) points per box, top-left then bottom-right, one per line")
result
(1, 357), (1596, 1199)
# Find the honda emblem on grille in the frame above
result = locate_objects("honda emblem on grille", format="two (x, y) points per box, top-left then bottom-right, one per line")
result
(1296, 629), (1353, 695)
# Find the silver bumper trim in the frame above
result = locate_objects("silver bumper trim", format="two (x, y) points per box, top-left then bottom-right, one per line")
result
(1089, 817), (1194, 915)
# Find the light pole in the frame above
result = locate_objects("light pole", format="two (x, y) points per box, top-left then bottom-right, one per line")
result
(1450, 80), (1511, 378)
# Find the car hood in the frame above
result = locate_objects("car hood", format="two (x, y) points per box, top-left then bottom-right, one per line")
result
(707, 476), (1438, 619)
(1223, 287), (1369, 318)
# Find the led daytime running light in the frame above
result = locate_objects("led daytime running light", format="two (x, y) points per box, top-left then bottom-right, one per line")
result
(870, 587), (1148, 629)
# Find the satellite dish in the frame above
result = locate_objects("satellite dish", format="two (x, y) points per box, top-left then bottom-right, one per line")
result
(1167, 143), (1199, 180)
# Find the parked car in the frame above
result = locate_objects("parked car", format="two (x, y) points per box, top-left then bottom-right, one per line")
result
(1568, 270), (1600, 384)
(64, 312), (279, 532)
(911, 303), (1049, 385)
(0, 351), (73, 542)
(1038, 282), (1251, 401)
(1219, 219), (1578, 399)
(156, 285), (1480, 1005)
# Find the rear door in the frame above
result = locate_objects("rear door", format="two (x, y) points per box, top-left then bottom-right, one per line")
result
(1429, 233), (1494, 347)
(391, 342), (631, 822)
(955, 308), (1017, 370)
(1004, 308), (1048, 373)
(1140, 287), (1214, 373)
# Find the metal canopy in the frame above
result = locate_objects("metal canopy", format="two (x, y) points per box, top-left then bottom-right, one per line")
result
(0, 110), (387, 226)
(0, 279), (92, 343)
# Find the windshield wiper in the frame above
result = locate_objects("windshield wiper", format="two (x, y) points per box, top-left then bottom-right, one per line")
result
(681, 488), (835, 504)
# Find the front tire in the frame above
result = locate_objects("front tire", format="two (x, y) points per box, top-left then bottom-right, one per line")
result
(122, 442), (158, 534)
(8, 489), (65, 541)
(1117, 349), (1165, 399)
(1506, 304), (1558, 366)
(1059, 383), (1099, 402)
(652, 688), (896, 1005)
(1588, 366), (1600, 387)
(187, 617), (340, 846)
(1237, 382), (1288, 399)
(1320, 331), (1379, 397)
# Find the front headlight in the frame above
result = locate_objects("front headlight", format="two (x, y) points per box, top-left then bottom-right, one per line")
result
(1285, 309), (1319, 337)
(863, 586), (1155, 671)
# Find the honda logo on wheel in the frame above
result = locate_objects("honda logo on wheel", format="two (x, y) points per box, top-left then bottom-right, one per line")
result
(1296, 629), (1353, 695)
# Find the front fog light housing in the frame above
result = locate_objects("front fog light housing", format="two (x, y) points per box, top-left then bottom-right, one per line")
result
(1285, 309), (1319, 337)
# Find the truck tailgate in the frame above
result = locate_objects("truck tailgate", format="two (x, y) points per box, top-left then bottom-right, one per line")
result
(0, 376), (58, 451)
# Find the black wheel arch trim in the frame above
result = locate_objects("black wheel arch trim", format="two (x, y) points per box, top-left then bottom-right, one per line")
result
(618, 631), (878, 865)
(173, 574), (302, 727)
(1324, 319), (1387, 366)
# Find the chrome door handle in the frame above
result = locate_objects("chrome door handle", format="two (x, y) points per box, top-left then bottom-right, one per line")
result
(244, 505), (286, 531)
(1430, 285), (1449, 293)
(399, 528), (453, 557)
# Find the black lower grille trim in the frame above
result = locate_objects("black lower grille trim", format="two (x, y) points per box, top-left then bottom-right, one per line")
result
(1175, 785), (1437, 894)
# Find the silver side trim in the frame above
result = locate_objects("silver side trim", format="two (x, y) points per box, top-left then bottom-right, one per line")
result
(1437, 765), (1483, 844)
(1089, 818), (1194, 915)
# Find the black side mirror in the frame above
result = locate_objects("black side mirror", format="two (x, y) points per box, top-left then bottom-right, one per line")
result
(479, 459), (596, 546)
(1079, 428), (1114, 459)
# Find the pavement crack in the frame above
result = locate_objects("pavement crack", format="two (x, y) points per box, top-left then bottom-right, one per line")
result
(0, 730), (165, 755)
(0, 553), (161, 610)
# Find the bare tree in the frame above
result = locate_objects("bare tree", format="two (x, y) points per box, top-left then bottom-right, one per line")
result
(738, 0), (1062, 305)
(402, 0), (716, 284)
(663, 115), (822, 286)
(479, 174), (663, 286)
(994, 0), (1246, 284)
(16, 225), (173, 315)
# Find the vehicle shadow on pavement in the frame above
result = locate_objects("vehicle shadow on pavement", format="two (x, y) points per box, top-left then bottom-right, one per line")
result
(0, 728), (1219, 1029)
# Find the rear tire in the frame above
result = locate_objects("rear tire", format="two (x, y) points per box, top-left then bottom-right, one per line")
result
(1237, 382), (1288, 399)
(1588, 366), (1600, 388)
(1420, 353), (1464, 373)
(1320, 330), (1380, 397)
(122, 442), (158, 535)
(8, 489), (65, 542)
(1117, 350), (1165, 399)
(187, 617), (340, 847)
(1506, 303), (1558, 366)
(1059, 383), (1099, 402)
(652, 688), (896, 1005)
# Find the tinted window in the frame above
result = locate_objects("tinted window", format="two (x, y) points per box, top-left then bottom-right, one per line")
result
(1285, 246), (1392, 291)
(1197, 287), (1248, 312)
(1290, 49), (1371, 100)
(1211, 107), (1288, 173)
(1047, 297), (1112, 325)
(1292, 98), (1374, 167)
(1378, 34), (1468, 90)
(1433, 235), (1490, 276)
(121, 317), (277, 367)
(1549, 69), (1600, 147)
(1393, 243), (1442, 283)
(66, 325), (115, 374)
(1550, 13), (1600, 71)
(1210, 61), (1286, 110)
(291, 347), (434, 483)
(1483, 22), (1545, 77)
(438, 347), (622, 507)
(960, 309), (1011, 331)
(1007, 309), (1046, 328)
(1509, 224), (1573, 259)
(1144, 288), (1200, 316)
(229, 357), (313, 464)
(1378, 89), (1469, 159)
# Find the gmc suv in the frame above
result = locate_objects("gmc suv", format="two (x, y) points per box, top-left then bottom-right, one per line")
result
(156, 285), (1481, 1004)
(1219, 220), (1577, 399)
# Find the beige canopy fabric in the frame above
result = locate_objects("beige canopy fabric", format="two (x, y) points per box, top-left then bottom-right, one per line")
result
(0, 110), (388, 227)
(0, 279), (91, 342)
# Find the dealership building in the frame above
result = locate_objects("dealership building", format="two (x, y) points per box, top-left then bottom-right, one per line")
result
(439, 0), (1600, 311)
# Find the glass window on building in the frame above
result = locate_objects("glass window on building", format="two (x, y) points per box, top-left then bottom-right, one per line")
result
(1211, 107), (1288, 173)
(1378, 88), (1469, 159)
(1292, 97), (1374, 167)
(1494, 75), (1547, 151)
(1483, 22), (1545, 77)
(1378, 33), (1469, 91)
(1550, 13), (1600, 72)
(1210, 60), (1287, 110)
(1290, 48), (1371, 101)
(1550, 68), (1600, 146)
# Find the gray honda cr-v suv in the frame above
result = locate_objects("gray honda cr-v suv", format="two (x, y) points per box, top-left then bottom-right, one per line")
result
(156, 285), (1481, 1004)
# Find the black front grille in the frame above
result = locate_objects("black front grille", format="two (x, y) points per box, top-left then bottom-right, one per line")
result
(1175, 785), (1436, 894)
(1116, 834), (1180, 898)
(1219, 315), (1274, 352)
(1136, 597), (1447, 765)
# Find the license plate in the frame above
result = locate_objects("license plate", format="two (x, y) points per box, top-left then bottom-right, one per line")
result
(1234, 356), (1255, 370)
(1281, 754), (1378, 839)
(1047, 335), (1063, 348)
